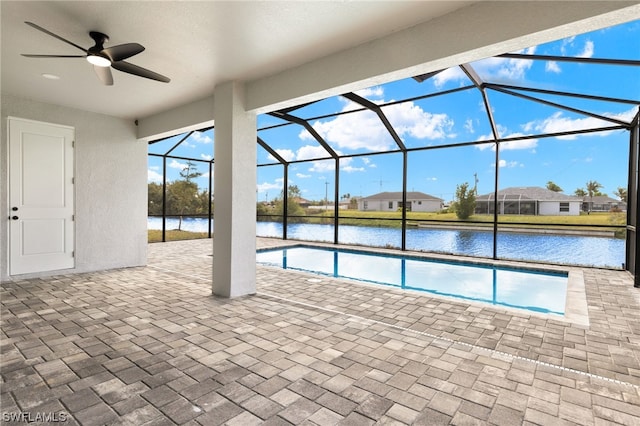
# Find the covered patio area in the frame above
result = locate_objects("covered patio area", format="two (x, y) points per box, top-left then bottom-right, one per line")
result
(2, 238), (639, 425)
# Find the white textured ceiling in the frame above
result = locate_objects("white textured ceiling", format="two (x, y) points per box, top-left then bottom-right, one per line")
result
(1, 1), (474, 120)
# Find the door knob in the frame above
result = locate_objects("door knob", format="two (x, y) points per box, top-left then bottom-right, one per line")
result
(11, 216), (18, 220)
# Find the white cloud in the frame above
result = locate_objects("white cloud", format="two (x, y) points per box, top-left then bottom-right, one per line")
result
(385, 102), (455, 140)
(362, 157), (377, 168)
(342, 165), (365, 173)
(525, 108), (635, 140)
(476, 127), (538, 151)
(606, 108), (637, 122)
(499, 46), (536, 79)
(434, 47), (536, 87)
(545, 61), (561, 73)
(297, 145), (333, 160)
(257, 179), (283, 193)
(148, 169), (163, 183)
(560, 36), (576, 55)
(308, 159), (335, 173)
(340, 157), (367, 173)
(168, 159), (188, 170)
(433, 67), (466, 88)
(355, 86), (384, 99)
(296, 173), (311, 178)
(189, 131), (213, 144)
(464, 119), (475, 133)
(200, 153), (212, 161)
(496, 160), (522, 168)
(299, 90), (455, 152)
(302, 109), (395, 151)
(268, 149), (296, 162)
(501, 136), (538, 151)
(578, 40), (594, 58)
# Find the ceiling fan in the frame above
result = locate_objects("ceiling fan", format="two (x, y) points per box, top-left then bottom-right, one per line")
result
(21, 21), (170, 85)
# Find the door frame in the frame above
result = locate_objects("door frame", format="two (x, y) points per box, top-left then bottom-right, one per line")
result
(7, 116), (76, 276)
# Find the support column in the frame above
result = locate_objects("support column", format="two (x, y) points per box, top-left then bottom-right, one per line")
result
(213, 81), (257, 297)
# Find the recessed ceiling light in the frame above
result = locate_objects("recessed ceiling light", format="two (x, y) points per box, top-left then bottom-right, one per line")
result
(42, 73), (60, 80)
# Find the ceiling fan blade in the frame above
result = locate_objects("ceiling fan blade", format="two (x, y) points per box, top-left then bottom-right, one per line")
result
(22, 54), (86, 58)
(25, 21), (87, 53)
(111, 61), (170, 83)
(94, 65), (114, 86)
(102, 43), (145, 62)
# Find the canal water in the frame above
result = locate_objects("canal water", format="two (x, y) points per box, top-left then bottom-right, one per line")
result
(148, 217), (625, 269)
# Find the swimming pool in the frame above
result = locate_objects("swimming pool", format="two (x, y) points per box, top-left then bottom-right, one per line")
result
(256, 245), (569, 315)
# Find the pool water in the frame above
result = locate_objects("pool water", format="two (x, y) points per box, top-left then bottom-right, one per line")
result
(256, 245), (568, 315)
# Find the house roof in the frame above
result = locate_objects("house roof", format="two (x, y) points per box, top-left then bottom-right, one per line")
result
(291, 197), (311, 204)
(361, 191), (443, 202)
(476, 187), (583, 202)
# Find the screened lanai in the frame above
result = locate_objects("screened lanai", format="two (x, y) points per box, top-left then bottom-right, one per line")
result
(149, 20), (639, 284)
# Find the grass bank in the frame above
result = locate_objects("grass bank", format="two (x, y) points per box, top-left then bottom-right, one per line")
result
(148, 229), (210, 243)
(329, 210), (622, 225)
(317, 210), (625, 237)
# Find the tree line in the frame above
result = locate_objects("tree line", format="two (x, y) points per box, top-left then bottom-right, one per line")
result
(546, 180), (627, 202)
(150, 164), (627, 226)
(148, 161), (212, 230)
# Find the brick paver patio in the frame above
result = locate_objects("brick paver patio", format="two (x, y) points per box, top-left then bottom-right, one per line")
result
(1, 238), (639, 425)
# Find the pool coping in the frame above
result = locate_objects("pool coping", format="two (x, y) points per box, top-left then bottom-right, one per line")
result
(256, 240), (590, 327)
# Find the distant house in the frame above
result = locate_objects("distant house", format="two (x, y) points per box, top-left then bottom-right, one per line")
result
(357, 191), (443, 212)
(290, 197), (311, 208)
(582, 195), (626, 212)
(475, 187), (582, 216)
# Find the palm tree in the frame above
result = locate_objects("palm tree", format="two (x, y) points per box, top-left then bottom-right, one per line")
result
(585, 180), (603, 214)
(614, 186), (627, 202)
(546, 181), (563, 192)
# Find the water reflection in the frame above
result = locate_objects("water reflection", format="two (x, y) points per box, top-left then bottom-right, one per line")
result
(454, 230), (479, 253)
(257, 246), (567, 315)
(148, 217), (625, 268)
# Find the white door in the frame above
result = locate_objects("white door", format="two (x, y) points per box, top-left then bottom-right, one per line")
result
(8, 117), (75, 275)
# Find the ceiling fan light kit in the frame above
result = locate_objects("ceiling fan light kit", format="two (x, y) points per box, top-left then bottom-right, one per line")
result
(86, 54), (111, 67)
(21, 21), (170, 85)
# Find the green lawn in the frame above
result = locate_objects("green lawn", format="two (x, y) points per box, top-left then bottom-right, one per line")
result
(330, 210), (624, 226)
(148, 229), (210, 243)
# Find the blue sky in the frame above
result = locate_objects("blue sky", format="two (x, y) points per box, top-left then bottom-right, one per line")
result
(149, 20), (639, 203)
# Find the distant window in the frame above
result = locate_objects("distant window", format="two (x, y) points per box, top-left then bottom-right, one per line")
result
(559, 202), (570, 212)
(388, 201), (393, 209)
(363, 201), (368, 210)
(418, 201), (422, 205)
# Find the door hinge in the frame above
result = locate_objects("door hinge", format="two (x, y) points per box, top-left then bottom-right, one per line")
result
(72, 251), (75, 258)
(72, 177), (75, 184)
(72, 140), (75, 148)
(72, 215), (75, 221)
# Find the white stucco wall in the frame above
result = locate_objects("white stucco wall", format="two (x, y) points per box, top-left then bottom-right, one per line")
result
(411, 200), (442, 212)
(358, 200), (390, 211)
(358, 199), (442, 212)
(538, 201), (581, 216)
(1, 94), (147, 281)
